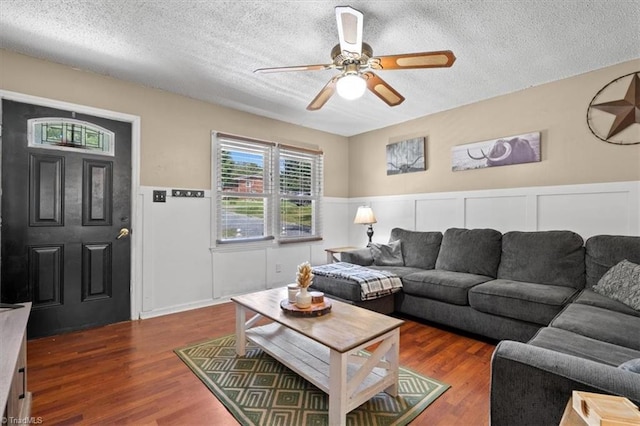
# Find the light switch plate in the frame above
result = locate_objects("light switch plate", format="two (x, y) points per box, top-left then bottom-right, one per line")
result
(153, 190), (166, 202)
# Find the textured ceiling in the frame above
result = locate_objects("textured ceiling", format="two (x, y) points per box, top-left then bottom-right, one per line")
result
(1, 1), (639, 137)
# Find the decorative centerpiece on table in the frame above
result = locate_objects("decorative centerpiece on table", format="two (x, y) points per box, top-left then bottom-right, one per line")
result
(280, 262), (331, 316)
(295, 261), (313, 308)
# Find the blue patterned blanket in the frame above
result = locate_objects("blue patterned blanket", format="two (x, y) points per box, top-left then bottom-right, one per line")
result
(312, 262), (403, 301)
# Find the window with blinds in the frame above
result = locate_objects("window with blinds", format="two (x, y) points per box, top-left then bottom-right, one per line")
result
(277, 146), (323, 242)
(213, 133), (323, 244)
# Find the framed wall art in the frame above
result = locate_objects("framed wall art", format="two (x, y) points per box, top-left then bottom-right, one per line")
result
(386, 137), (426, 175)
(452, 131), (541, 172)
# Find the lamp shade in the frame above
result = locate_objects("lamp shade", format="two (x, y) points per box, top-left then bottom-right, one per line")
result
(336, 74), (367, 100)
(353, 206), (377, 225)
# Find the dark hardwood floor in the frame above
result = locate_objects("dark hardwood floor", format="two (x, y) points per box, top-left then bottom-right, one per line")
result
(27, 301), (496, 425)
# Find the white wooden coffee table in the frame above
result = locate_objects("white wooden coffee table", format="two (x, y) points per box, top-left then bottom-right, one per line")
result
(231, 287), (403, 426)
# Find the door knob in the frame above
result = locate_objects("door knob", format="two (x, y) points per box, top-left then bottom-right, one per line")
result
(116, 228), (130, 239)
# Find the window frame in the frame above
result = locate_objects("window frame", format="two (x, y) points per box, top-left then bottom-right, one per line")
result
(212, 132), (323, 247)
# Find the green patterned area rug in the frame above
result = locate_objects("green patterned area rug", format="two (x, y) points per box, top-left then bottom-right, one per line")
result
(175, 334), (450, 426)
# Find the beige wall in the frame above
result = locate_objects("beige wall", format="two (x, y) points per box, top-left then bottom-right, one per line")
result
(2, 50), (638, 200)
(348, 59), (640, 197)
(0, 50), (350, 197)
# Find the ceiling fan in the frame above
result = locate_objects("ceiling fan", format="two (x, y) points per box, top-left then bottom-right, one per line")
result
(254, 6), (456, 111)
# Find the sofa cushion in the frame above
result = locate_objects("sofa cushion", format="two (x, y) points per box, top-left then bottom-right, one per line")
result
(528, 327), (640, 367)
(370, 240), (404, 266)
(469, 279), (578, 325)
(401, 269), (493, 305)
(389, 228), (442, 269)
(585, 235), (640, 288)
(435, 228), (502, 277)
(498, 230), (585, 288)
(573, 289), (640, 318)
(312, 264), (409, 303)
(312, 274), (363, 301)
(340, 248), (373, 266)
(592, 260), (640, 311)
(551, 303), (640, 351)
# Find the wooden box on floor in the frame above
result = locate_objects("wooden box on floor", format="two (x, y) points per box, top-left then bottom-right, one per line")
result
(559, 391), (640, 426)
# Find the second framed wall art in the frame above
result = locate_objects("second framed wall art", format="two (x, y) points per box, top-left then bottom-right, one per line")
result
(452, 132), (541, 172)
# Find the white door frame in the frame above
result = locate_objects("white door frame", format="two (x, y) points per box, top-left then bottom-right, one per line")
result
(0, 89), (143, 320)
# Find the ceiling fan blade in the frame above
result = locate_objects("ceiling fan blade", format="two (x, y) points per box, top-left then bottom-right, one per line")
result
(254, 64), (334, 74)
(335, 6), (363, 57)
(307, 77), (338, 111)
(372, 50), (456, 70)
(362, 72), (405, 107)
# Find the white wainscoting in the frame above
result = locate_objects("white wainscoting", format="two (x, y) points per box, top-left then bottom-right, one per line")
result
(138, 182), (638, 319)
(138, 188), (350, 318)
(348, 181), (640, 245)
(138, 188), (214, 318)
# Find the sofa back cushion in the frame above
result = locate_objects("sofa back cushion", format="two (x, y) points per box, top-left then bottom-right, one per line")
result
(435, 228), (502, 277)
(370, 240), (404, 266)
(389, 228), (442, 269)
(498, 230), (585, 288)
(585, 235), (640, 288)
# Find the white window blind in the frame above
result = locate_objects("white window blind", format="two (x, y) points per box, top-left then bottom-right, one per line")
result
(215, 135), (274, 243)
(277, 146), (323, 242)
(213, 133), (323, 245)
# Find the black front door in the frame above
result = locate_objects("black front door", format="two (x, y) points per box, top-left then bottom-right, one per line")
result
(1, 99), (132, 338)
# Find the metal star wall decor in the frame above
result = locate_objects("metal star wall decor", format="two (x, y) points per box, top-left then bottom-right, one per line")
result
(586, 71), (640, 145)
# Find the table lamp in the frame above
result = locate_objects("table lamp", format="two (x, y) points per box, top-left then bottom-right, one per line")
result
(353, 206), (377, 245)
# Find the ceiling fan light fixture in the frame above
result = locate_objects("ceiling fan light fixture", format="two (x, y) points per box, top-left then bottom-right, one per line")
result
(258, 6), (455, 111)
(336, 73), (366, 100)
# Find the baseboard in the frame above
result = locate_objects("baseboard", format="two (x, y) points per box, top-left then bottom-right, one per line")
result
(138, 297), (231, 319)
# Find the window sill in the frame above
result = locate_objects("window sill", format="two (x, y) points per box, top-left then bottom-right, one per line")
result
(278, 237), (323, 245)
(209, 236), (323, 252)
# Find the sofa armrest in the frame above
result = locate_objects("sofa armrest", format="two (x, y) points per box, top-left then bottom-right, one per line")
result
(340, 248), (373, 266)
(490, 340), (640, 426)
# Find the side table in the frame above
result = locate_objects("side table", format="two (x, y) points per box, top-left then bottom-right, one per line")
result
(324, 246), (359, 263)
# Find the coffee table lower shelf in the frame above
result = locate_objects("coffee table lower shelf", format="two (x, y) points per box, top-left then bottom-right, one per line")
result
(245, 322), (398, 417)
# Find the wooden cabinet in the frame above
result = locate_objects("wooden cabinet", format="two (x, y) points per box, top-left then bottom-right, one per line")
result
(1, 303), (32, 422)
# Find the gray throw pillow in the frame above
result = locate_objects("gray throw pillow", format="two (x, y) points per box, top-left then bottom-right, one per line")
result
(592, 260), (640, 311)
(370, 240), (404, 266)
(618, 358), (640, 374)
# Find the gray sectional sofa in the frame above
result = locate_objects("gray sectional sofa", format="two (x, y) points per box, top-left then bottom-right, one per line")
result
(322, 227), (640, 425)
